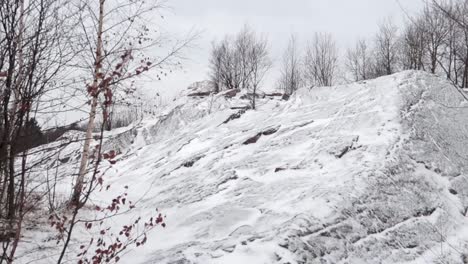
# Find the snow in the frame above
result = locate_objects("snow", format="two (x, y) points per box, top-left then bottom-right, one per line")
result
(19, 71), (468, 263)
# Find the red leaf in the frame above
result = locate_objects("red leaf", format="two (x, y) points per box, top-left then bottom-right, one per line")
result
(156, 214), (163, 224)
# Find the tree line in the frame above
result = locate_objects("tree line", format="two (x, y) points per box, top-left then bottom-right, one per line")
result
(208, 0), (468, 104)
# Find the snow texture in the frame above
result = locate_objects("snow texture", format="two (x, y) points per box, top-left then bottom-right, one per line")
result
(20, 71), (468, 263)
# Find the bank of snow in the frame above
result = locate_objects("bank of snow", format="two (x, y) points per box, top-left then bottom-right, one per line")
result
(22, 71), (468, 263)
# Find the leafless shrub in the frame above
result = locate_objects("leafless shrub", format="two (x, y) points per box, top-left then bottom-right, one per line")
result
(304, 32), (339, 87)
(277, 35), (304, 95)
(208, 25), (271, 109)
(346, 38), (374, 81)
(432, 0), (468, 87)
(373, 18), (401, 76)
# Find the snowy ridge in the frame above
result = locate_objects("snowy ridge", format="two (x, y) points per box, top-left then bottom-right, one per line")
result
(23, 71), (468, 263)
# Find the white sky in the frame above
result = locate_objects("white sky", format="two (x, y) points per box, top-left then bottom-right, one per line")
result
(147, 0), (424, 100)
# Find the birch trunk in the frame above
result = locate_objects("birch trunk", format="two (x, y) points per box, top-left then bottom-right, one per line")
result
(70, 0), (105, 206)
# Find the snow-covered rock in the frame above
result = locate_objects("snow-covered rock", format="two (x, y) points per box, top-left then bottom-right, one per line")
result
(20, 71), (468, 263)
(184, 80), (216, 97)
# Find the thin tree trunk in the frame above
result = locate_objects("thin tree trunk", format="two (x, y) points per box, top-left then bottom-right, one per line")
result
(431, 50), (437, 74)
(6, 0), (26, 221)
(70, 0), (105, 206)
(252, 86), (256, 110)
(464, 42), (468, 88)
(0, 163), (8, 218)
(464, 57), (468, 88)
(8, 140), (27, 261)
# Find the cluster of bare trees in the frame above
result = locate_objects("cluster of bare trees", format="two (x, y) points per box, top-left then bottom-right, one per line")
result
(304, 33), (339, 87)
(345, 19), (401, 82)
(277, 35), (304, 95)
(209, 25), (271, 108)
(228, 32), (340, 97)
(209, 0), (468, 102)
(430, 0), (468, 88)
(346, 0), (468, 88)
(0, 0), (192, 262)
(276, 33), (339, 95)
(0, 0), (75, 260)
(215, 0), (468, 100)
(208, 29), (339, 100)
(345, 39), (373, 82)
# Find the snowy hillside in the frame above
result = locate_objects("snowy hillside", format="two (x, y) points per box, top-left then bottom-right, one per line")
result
(21, 71), (468, 263)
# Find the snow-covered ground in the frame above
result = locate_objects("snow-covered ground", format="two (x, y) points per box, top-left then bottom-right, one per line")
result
(19, 71), (468, 263)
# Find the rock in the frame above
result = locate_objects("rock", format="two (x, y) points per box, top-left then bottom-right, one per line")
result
(331, 136), (359, 158)
(265, 92), (284, 97)
(230, 105), (251, 110)
(243, 126), (280, 145)
(182, 156), (203, 167)
(223, 89), (240, 98)
(188, 91), (211, 97)
(243, 133), (262, 145)
(262, 126), (280, 136)
(59, 157), (70, 163)
(222, 246), (235, 253)
(240, 92), (265, 100)
(223, 109), (246, 124)
(186, 80), (215, 97)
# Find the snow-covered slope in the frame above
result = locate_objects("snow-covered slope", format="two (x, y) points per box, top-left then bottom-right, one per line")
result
(24, 71), (468, 263)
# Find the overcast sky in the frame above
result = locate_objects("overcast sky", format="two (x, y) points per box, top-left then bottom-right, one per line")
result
(144, 0), (424, 100)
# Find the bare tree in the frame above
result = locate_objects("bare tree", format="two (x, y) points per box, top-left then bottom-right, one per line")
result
(247, 35), (271, 109)
(208, 24), (272, 104)
(304, 32), (339, 87)
(374, 18), (400, 76)
(70, 0), (194, 205)
(236, 25), (256, 90)
(346, 38), (373, 81)
(0, 0), (188, 262)
(433, 0), (468, 87)
(422, 4), (449, 73)
(53, 0), (197, 261)
(212, 38), (239, 90)
(277, 35), (303, 95)
(441, 9), (461, 82)
(70, 0), (107, 207)
(400, 19), (426, 71)
(0, 0), (77, 260)
(209, 41), (226, 93)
